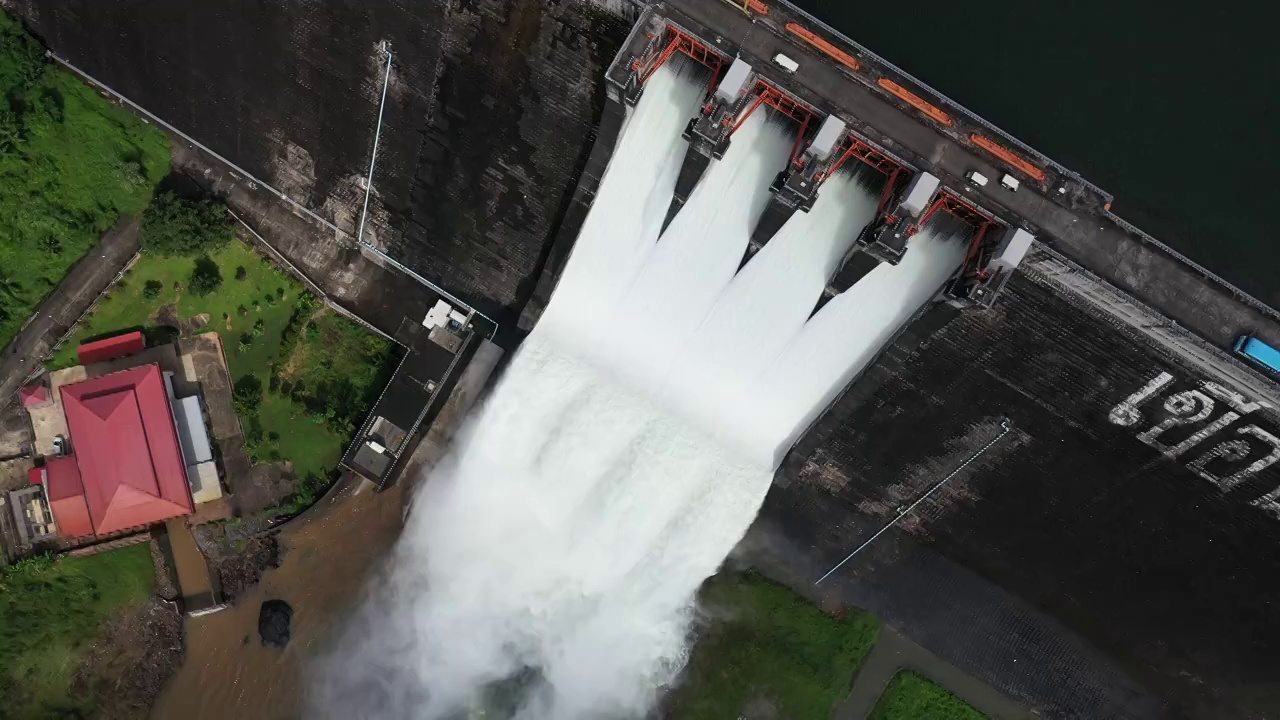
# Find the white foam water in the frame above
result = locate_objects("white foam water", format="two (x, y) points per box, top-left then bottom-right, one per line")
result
(311, 64), (964, 719)
(745, 229), (968, 464)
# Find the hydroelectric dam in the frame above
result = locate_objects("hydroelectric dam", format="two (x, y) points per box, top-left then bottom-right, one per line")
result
(525, 5), (1280, 717)
(7, 0), (1279, 717)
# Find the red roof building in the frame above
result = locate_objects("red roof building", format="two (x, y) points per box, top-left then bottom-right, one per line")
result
(46, 363), (194, 539)
(77, 331), (146, 366)
(43, 457), (94, 539)
(19, 383), (50, 408)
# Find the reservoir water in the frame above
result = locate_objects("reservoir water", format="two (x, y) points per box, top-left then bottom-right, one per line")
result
(792, 0), (1277, 304)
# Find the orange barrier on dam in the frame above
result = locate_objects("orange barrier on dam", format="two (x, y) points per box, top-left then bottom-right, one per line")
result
(969, 134), (1047, 182)
(785, 23), (860, 72)
(723, 0), (769, 14)
(876, 78), (954, 127)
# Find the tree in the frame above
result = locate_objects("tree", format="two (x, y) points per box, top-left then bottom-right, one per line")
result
(235, 265), (247, 280)
(0, 13), (44, 101)
(244, 413), (264, 446)
(117, 160), (148, 191)
(142, 279), (163, 298)
(0, 271), (20, 303)
(232, 375), (263, 417)
(251, 318), (265, 337)
(0, 107), (20, 153)
(140, 192), (234, 256)
(188, 256), (222, 296)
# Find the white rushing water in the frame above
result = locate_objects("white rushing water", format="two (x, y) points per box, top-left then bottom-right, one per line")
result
(311, 65), (965, 719)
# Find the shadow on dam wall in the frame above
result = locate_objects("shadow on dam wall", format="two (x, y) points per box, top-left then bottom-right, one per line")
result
(755, 267), (1280, 719)
(3, 0), (637, 324)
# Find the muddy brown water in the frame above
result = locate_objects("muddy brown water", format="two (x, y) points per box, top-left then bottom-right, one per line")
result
(164, 519), (213, 600)
(150, 479), (406, 720)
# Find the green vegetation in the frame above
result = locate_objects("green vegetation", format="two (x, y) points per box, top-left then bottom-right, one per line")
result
(672, 572), (880, 720)
(52, 201), (395, 506)
(0, 11), (169, 346)
(232, 373), (264, 416)
(869, 670), (986, 720)
(0, 545), (155, 719)
(140, 192), (233, 256)
(188, 255), (223, 296)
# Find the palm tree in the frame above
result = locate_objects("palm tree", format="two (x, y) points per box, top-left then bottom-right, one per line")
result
(0, 108), (21, 153)
(0, 270), (21, 301)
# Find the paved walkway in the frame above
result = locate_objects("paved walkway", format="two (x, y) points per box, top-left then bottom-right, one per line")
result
(837, 625), (1039, 720)
(0, 217), (140, 410)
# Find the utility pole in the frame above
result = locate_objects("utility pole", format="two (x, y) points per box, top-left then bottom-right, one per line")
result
(815, 417), (1012, 585)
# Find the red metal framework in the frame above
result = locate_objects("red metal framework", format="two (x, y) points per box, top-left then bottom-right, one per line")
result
(786, 113), (811, 168)
(818, 134), (901, 181)
(920, 189), (1002, 279)
(919, 189), (999, 230)
(729, 80), (815, 134)
(959, 222), (996, 279)
(721, 80), (817, 166)
(875, 167), (903, 215)
(632, 26), (725, 86)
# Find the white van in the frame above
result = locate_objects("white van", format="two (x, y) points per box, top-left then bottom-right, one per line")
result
(773, 53), (799, 74)
(965, 170), (989, 187)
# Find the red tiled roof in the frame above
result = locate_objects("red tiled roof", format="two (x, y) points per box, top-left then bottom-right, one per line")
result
(27, 466), (44, 486)
(19, 384), (49, 407)
(44, 457), (94, 539)
(59, 364), (193, 536)
(77, 331), (146, 366)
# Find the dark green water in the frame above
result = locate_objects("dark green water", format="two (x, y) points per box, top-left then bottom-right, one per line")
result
(792, 0), (1277, 305)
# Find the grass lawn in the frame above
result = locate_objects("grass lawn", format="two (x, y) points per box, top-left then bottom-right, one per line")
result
(869, 670), (987, 720)
(1, 10), (169, 347)
(0, 545), (155, 719)
(671, 572), (880, 720)
(51, 240), (300, 372)
(51, 237), (395, 508)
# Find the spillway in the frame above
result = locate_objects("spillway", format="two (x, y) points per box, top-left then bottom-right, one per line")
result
(655, 171), (883, 464)
(311, 65), (962, 719)
(539, 62), (707, 353)
(577, 111), (792, 419)
(756, 228), (968, 461)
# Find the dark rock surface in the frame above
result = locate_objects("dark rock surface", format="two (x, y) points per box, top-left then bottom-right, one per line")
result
(258, 599), (293, 649)
(193, 521), (281, 604)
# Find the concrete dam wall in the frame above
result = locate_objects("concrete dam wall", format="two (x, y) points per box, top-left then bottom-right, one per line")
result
(7, 1), (1280, 717)
(761, 255), (1280, 718)
(2, 0), (636, 323)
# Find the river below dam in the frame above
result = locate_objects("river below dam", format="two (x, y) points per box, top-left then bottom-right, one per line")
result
(150, 478), (408, 719)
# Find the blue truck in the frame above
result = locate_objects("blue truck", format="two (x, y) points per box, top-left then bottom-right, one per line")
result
(1233, 335), (1280, 375)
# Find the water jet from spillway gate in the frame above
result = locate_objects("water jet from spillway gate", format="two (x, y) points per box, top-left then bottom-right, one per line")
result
(308, 64), (962, 720)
